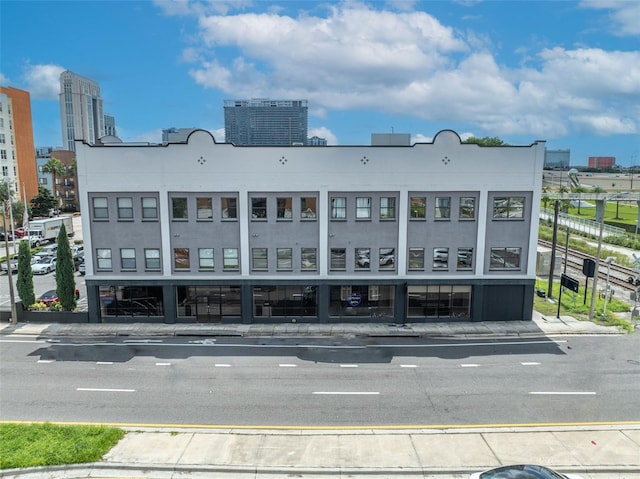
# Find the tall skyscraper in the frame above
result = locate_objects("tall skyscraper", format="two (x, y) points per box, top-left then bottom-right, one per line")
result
(59, 71), (116, 151)
(224, 99), (308, 146)
(0, 87), (38, 202)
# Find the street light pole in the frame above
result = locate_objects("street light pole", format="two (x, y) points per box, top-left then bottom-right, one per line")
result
(603, 257), (615, 317)
(2, 202), (18, 324)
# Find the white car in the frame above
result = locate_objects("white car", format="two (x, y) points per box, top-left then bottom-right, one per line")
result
(31, 256), (56, 275)
(470, 464), (583, 479)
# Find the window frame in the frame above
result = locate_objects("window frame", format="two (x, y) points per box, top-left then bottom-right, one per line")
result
(172, 197), (188, 220)
(380, 197), (396, 220)
(196, 197), (213, 220)
(301, 247), (317, 270)
(490, 247), (522, 270)
(408, 247), (425, 270)
(300, 197), (317, 219)
(330, 197), (346, 220)
(410, 197), (426, 220)
(355, 247), (371, 270)
(92, 197), (108, 220)
(96, 248), (112, 270)
(276, 247), (293, 271)
(117, 197), (133, 220)
(251, 197), (267, 220)
(456, 247), (474, 270)
(144, 248), (161, 270)
(493, 196), (525, 219)
(434, 196), (451, 220)
(356, 197), (371, 220)
(251, 247), (268, 271)
(432, 247), (449, 270)
(120, 248), (136, 270)
(221, 197), (237, 219)
(330, 248), (346, 270)
(223, 248), (239, 270)
(198, 248), (214, 270)
(141, 197), (158, 220)
(276, 197), (293, 220)
(173, 247), (190, 270)
(379, 247), (395, 270)
(459, 197), (476, 220)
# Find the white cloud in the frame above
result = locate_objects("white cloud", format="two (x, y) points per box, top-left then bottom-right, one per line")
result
(0, 72), (10, 85)
(412, 133), (433, 143)
(22, 64), (65, 99)
(579, 0), (640, 36)
(308, 126), (337, 145)
(163, 2), (639, 139)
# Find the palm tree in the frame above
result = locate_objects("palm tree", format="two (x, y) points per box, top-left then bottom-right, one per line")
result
(41, 157), (65, 211)
(572, 186), (587, 214)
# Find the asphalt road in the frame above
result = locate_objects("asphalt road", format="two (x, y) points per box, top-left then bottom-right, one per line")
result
(1, 334), (638, 427)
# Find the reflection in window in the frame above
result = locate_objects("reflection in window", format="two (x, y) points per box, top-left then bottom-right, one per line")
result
(96, 248), (112, 269)
(221, 197), (237, 219)
(142, 197), (158, 219)
(433, 248), (449, 269)
(408, 247), (424, 270)
(120, 248), (136, 270)
(174, 248), (190, 269)
(355, 247), (370, 269)
(330, 248), (346, 270)
(252, 248), (268, 270)
(457, 247), (473, 270)
(144, 248), (160, 270)
(407, 284), (471, 319)
(197, 197), (213, 220)
(490, 247), (521, 269)
(331, 197), (346, 219)
(356, 197), (371, 219)
(301, 248), (317, 270)
(117, 197), (133, 219)
(379, 248), (395, 269)
(459, 197), (475, 219)
(92, 197), (108, 219)
(435, 197), (451, 219)
(410, 197), (426, 219)
(493, 197), (525, 219)
(251, 197), (267, 219)
(198, 248), (214, 270)
(301, 197), (317, 218)
(277, 197), (293, 219)
(100, 285), (164, 317)
(380, 197), (396, 219)
(277, 248), (292, 270)
(172, 197), (188, 220)
(223, 248), (239, 270)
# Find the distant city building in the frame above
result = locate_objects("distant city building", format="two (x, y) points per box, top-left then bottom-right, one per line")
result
(544, 149), (570, 170)
(307, 136), (327, 146)
(59, 71), (115, 151)
(35, 147), (79, 211)
(162, 127), (197, 143)
(588, 156), (616, 169)
(0, 86), (38, 202)
(224, 99), (308, 146)
(371, 133), (411, 146)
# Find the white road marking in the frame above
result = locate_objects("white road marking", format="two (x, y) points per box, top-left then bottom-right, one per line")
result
(96, 361), (113, 365)
(37, 359), (54, 363)
(313, 391), (379, 395)
(123, 339), (163, 343)
(279, 364), (297, 367)
(215, 363), (231, 367)
(340, 364), (358, 368)
(529, 391), (596, 395)
(77, 388), (135, 392)
(521, 362), (541, 366)
(400, 364), (418, 368)
(156, 362), (171, 366)
(461, 363), (480, 367)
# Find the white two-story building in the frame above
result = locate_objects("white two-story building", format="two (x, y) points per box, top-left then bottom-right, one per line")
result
(76, 129), (545, 324)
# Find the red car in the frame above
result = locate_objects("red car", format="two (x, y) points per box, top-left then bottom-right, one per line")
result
(39, 289), (81, 306)
(14, 228), (26, 238)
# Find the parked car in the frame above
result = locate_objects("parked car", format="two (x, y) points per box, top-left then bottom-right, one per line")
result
(470, 465), (584, 479)
(0, 231), (14, 241)
(78, 259), (85, 275)
(31, 256), (56, 275)
(39, 289), (80, 306)
(14, 227), (26, 238)
(1, 258), (18, 274)
(21, 235), (41, 248)
(72, 244), (84, 259)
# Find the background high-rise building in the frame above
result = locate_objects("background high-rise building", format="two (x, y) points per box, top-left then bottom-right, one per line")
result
(544, 149), (570, 170)
(588, 156), (616, 169)
(60, 71), (115, 151)
(0, 86), (38, 203)
(224, 99), (308, 146)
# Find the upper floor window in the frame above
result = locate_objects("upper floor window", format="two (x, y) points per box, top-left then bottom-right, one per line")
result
(433, 247), (449, 270)
(144, 248), (161, 270)
(0, 150), (6, 160)
(277, 248), (293, 270)
(330, 248), (346, 270)
(223, 248), (239, 271)
(457, 247), (473, 270)
(380, 197), (396, 220)
(301, 248), (317, 270)
(0, 134), (5, 144)
(490, 247), (521, 270)
(117, 197), (133, 219)
(197, 197), (213, 220)
(355, 247), (370, 269)
(408, 247), (425, 270)
(301, 197), (317, 219)
(251, 197), (267, 219)
(410, 197), (426, 219)
(435, 197), (451, 220)
(172, 197), (188, 220)
(331, 197), (346, 219)
(198, 248), (214, 270)
(96, 248), (112, 270)
(174, 248), (190, 269)
(493, 197), (524, 219)
(120, 248), (136, 270)
(277, 197), (293, 220)
(221, 197), (237, 219)
(379, 248), (395, 270)
(356, 197), (371, 220)
(92, 197), (108, 219)
(252, 248), (268, 270)
(459, 197), (476, 220)
(141, 197), (158, 219)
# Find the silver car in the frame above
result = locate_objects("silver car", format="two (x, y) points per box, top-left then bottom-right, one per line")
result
(470, 465), (583, 479)
(31, 256), (56, 275)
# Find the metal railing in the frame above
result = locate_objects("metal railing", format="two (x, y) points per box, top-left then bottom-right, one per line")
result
(539, 208), (626, 237)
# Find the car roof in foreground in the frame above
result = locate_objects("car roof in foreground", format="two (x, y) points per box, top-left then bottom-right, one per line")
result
(472, 464), (579, 479)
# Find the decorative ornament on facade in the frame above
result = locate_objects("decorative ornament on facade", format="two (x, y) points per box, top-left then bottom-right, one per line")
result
(442, 156), (451, 165)
(360, 156), (370, 165)
(279, 156), (288, 165)
(197, 156), (206, 165)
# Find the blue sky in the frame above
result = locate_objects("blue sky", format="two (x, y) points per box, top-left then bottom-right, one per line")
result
(1, 0), (639, 166)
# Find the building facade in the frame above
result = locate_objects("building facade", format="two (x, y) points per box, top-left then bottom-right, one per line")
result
(76, 130), (545, 324)
(0, 87), (38, 202)
(588, 156), (616, 169)
(60, 71), (112, 151)
(544, 149), (570, 170)
(224, 99), (308, 146)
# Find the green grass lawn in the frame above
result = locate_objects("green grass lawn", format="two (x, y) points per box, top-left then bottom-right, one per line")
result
(0, 423), (124, 469)
(564, 200), (638, 226)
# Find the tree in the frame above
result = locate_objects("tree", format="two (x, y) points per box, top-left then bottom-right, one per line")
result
(572, 186), (587, 214)
(30, 185), (58, 217)
(463, 136), (508, 146)
(41, 157), (66, 208)
(16, 240), (35, 308)
(55, 223), (76, 311)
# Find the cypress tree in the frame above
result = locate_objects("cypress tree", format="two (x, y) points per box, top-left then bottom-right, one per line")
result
(55, 223), (76, 311)
(16, 240), (35, 308)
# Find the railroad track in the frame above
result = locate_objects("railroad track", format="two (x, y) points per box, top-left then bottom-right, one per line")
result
(538, 239), (639, 292)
